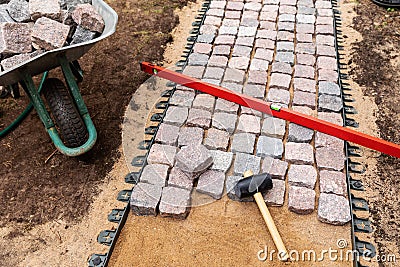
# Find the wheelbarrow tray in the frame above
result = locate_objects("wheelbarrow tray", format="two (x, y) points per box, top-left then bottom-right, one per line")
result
(0, 0), (118, 86)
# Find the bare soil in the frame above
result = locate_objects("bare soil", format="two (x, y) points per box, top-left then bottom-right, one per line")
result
(0, 0), (191, 265)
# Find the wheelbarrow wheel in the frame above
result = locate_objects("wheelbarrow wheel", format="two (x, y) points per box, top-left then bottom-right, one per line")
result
(42, 78), (88, 148)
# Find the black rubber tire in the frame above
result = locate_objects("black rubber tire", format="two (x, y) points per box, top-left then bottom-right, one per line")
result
(42, 78), (88, 148)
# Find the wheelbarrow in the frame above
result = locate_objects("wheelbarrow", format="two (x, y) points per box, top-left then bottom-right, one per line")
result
(0, 0), (118, 157)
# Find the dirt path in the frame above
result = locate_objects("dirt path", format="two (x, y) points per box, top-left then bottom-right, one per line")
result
(0, 0), (191, 266)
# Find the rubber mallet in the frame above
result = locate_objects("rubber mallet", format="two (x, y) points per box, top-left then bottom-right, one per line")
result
(234, 170), (289, 261)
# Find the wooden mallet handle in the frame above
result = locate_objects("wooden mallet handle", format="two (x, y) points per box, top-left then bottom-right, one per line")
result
(253, 192), (289, 261)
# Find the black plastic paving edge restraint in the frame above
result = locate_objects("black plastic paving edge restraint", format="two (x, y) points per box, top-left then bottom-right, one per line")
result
(332, 0), (377, 266)
(88, 1), (211, 266)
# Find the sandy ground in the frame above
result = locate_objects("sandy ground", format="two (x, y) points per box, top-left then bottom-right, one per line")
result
(111, 1), (353, 266)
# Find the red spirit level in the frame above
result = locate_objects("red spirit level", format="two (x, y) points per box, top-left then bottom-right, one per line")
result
(141, 62), (400, 158)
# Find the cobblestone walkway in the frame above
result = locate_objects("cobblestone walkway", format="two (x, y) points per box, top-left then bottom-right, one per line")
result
(131, 0), (351, 225)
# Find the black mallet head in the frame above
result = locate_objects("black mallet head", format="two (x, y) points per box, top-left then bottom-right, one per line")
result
(234, 173), (273, 199)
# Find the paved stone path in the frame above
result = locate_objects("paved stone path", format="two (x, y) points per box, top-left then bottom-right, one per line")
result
(131, 0), (351, 225)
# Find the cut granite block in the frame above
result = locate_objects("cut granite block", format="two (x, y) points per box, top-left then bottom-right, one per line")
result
(264, 179), (286, 206)
(206, 8), (225, 17)
(277, 21), (295, 32)
(32, 17), (70, 50)
(255, 38), (275, 49)
(140, 164), (169, 186)
(238, 26), (257, 37)
(169, 90), (195, 107)
(256, 29), (277, 40)
(318, 112), (343, 125)
(320, 170), (347, 196)
(318, 193), (351, 225)
(241, 17), (260, 27)
(159, 186), (191, 219)
(72, 3), (104, 32)
(296, 14), (315, 24)
(293, 78), (316, 93)
(203, 67), (225, 81)
(225, 10), (241, 20)
(293, 91), (316, 109)
(237, 114), (261, 134)
(269, 73), (291, 90)
(259, 11), (278, 21)
(214, 35), (235, 46)
(288, 123), (314, 143)
(247, 70), (267, 85)
(203, 15), (222, 26)
(226, 175), (254, 202)
(232, 45), (252, 57)
(210, 150), (233, 172)
(315, 132), (344, 149)
(209, 1), (226, 9)
(192, 94), (216, 112)
(193, 42), (213, 55)
(316, 24), (334, 35)
(243, 84), (265, 99)
(288, 185), (315, 214)
(183, 66), (205, 79)
(7, 0), (30, 22)
(249, 59), (269, 72)
(294, 64), (315, 79)
(178, 127), (203, 147)
(296, 33), (313, 43)
(30, 0), (61, 21)
(212, 112), (237, 134)
(155, 123), (179, 146)
(275, 51), (294, 65)
(296, 23), (314, 34)
(220, 83), (242, 94)
(297, 6), (315, 15)
(316, 35), (335, 46)
(219, 25), (238, 35)
(277, 41), (294, 52)
(285, 142), (314, 165)
(279, 14), (295, 22)
(267, 88), (291, 106)
(318, 95), (342, 112)
(223, 68), (246, 84)
(213, 45), (231, 56)
(261, 157), (288, 179)
(130, 182), (163, 216)
(316, 147), (345, 171)
(207, 55), (228, 68)
(233, 152), (261, 175)
(296, 54), (316, 66)
(226, 1), (244, 10)
(316, 45), (336, 57)
(262, 117), (286, 139)
(197, 34), (215, 44)
(288, 164), (317, 189)
(262, 4), (279, 13)
(197, 170), (226, 199)
(277, 31), (294, 42)
(236, 34), (257, 45)
(0, 4), (14, 23)
(254, 48), (274, 62)
(188, 53), (209, 66)
(317, 56), (337, 71)
(186, 108), (212, 128)
(318, 69), (338, 83)
(147, 144), (177, 167)
(228, 56), (250, 70)
(0, 22), (32, 54)
(204, 128), (230, 151)
(296, 42), (315, 55)
(271, 62), (292, 75)
(256, 136), (284, 158)
(70, 25), (96, 45)
(231, 133), (256, 154)
(164, 106), (188, 127)
(202, 79), (220, 86)
(168, 167), (194, 190)
(240, 107), (263, 117)
(175, 144), (213, 175)
(244, 2), (262, 11)
(315, 1), (332, 8)
(318, 81), (340, 96)
(215, 98), (240, 114)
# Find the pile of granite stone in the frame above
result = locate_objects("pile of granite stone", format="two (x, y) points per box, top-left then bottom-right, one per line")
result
(0, 0), (105, 72)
